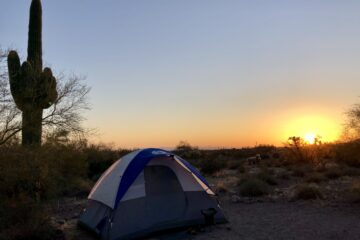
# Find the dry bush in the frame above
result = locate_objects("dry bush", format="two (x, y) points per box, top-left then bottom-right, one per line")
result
(173, 141), (202, 160)
(0, 144), (89, 198)
(291, 184), (323, 200)
(256, 169), (277, 186)
(84, 144), (129, 181)
(0, 143), (91, 239)
(238, 177), (268, 197)
(305, 173), (326, 183)
(335, 140), (360, 167)
(291, 165), (312, 178)
(283, 137), (313, 164)
(227, 159), (245, 173)
(199, 156), (227, 176)
(348, 180), (360, 203)
(342, 166), (360, 177)
(227, 159), (241, 170)
(0, 141), (130, 239)
(238, 164), (246, 173)
(283, 136), (334, 167)
(324, 167), (343, 180)
(343, 102), (360, 141)
(278, 171), (290, 180)
(0, 195), (58, 240)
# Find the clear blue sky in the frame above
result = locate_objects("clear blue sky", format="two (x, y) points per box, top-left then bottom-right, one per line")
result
(2, 1), (360, 148)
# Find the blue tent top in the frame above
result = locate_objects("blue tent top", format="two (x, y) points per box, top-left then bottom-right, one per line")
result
(114, 148), (210, 208)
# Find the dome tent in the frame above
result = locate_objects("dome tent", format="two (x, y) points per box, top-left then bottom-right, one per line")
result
(79, 148), (227, 240)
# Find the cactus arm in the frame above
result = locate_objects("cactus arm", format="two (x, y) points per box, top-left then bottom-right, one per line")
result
(27, 0), (42, 72)
(39, 67), (58, 108)
(7, 51), (23, 109)
(7, 51), (21, 82)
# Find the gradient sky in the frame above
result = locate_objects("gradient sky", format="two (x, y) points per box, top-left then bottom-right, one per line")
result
(2, 1), (360, 148)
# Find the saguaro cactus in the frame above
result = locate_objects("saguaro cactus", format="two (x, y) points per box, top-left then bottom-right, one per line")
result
(7, 0), (57, 146)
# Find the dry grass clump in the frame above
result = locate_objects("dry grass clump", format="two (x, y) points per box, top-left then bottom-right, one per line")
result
(291, 166), (310, 177)
(276, 169), (290, 180)
(238, 177), (268, 197)
(291, 184), (323, 200)
(227, 159), (245, 173)
(324, 167), (343, 180)
(199, 157), (227, 176)
(238, 164), (246, 173)
(305, 173), (326, 183)
(0, 195), (58, 240)
(348, 180), (360, 203)
(227, 159), (241, 169)
(342, 166), (360, 177)
(256, 169), (277, 186)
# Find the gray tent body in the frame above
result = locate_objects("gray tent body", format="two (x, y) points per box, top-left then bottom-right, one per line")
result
(79, 149), (227, 240)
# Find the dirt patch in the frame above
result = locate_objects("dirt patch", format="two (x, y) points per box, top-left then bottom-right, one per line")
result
(195, 199), (360, 240)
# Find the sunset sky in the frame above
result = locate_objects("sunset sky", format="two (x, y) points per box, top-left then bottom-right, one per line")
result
(2, 1), (360, 148)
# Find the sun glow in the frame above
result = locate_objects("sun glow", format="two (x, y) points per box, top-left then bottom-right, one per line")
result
(281, 115), (340, 144)
(304, 133), (316, 144)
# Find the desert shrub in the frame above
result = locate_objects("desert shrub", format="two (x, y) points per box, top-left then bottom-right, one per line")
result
(291, 165), (311, 177)
(272, 152), (281, 159)
(342, 166), (360, 176)
(0, 195), (58, 240)
(324, 167), (343, 180)
(335, 140), (360, 167)
(291, 184), (323, 200)
(238, 177), (268, 197)
(238, 164), (246, 173)
(348, 180), (360, 203)
(199, 156), (227, 176)
(283, 136), (333, 167)
(256, 169), (277, 185)
(0, 143), (90, 239)
(260, 153), (270, 159)
(175, 140), (195, 151)
(278, 171), (290, 180)
(305, 173), (326, 183)
(283, 137), (312, 164)
(227, 159), (240, 170)
(173, 141), (202, 160)
(0, 144), (92, 197)
(227, 159), (245, 172)
(84, 144), (129, 181)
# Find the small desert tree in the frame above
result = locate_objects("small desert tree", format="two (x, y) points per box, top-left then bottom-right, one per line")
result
(344, 102), (360, 141)
(175, 140), (197, 151)
(0, 49), (21, 145)
(285, 136), (307, 163)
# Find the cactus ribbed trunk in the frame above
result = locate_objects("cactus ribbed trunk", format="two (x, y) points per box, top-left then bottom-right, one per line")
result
(22, 108), (43, 146)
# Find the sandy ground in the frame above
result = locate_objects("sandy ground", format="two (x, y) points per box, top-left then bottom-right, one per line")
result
(195, 199), (360, 240)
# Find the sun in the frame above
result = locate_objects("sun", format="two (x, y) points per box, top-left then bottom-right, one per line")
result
(304, 133), (316, 144)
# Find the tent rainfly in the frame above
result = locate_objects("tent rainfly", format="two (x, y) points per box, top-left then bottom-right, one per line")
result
(79, 148), (227, 240)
